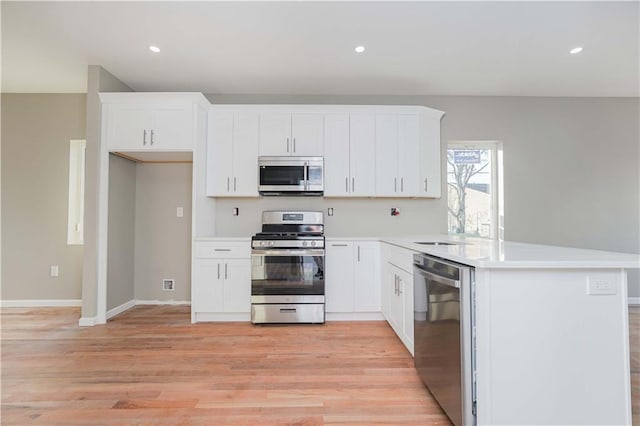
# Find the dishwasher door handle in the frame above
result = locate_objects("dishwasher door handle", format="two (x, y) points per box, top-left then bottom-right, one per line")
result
(414, 267), (461, 288)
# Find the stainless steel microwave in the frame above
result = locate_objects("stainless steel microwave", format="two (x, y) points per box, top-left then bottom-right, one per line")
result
(258, 156), (323, 196)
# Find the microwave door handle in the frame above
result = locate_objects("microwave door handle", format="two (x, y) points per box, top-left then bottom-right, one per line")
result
(303, 162), (308, 191)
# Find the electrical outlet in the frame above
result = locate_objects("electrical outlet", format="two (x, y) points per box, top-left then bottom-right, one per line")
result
(162, 279), (175, 291)
(50, 265), (59, 277)
(587, 277), (617, 295)
(232, 207), (239, 216)
(176, 207), (184, 218)
(328, 208), (334, 216)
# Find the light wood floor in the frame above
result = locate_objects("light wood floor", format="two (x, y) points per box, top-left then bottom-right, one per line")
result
(1, 305), (638, 425)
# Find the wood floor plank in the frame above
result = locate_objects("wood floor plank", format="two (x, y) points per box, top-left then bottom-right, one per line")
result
(1, 305), (638, 425)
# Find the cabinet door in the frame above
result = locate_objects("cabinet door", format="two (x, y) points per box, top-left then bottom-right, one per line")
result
(375, 115), (399, 196)
(420, 114), (442, 198)
(397, 267), (414, 355)
(387, 266), (403, 335)
(207, 111), (234, 196)
(259, 112), (291, 156)
(349, 114), (376, 196)
(354, 242), (381, 312)
(105, 105), (152, 150)
(291, 113), (323, 156)
(223, 259), (251, 313)
(323, 114), (350, 196)
(192, 259), (224, 312)
(231, 112), (259, 196)
(152, 106), (193, 150)
(325, 242), (355, 313)
(397, 114), (420, 196)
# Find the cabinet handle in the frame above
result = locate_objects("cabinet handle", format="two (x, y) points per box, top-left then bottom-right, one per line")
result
(225, 263), (228, 279)
(226, 177), (230, 191)
(234, 177), (237, 192)
(217, 263), (220, 279)
(214, 248), (231, 252)
(345, 177), (349, 193)
(150, 129), (155, 145)
(394, 178), (397, 193)
(143, 130), (147, 145)
(424, 178), (428, 192)
(352, 177), (355, 192)
(394, 275), (398, 295)
(401, 177), (404, 192)
(293, 138), (296, 153)
(357, 245), (360, 262)
(287, 137), (290, 152)
(331, 243), (348, 247)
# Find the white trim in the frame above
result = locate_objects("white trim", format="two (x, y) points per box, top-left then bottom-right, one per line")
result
(135, 300), (191, 306)
(78, 316), (97, 327)
(106, 299), (136, 320)
(628, 297), (640, 305)
(194, 312), (251, 322)
(326, 312), (385, 321)
(0, 299), (82, 308)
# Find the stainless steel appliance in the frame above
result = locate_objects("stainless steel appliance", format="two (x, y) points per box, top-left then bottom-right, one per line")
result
(251, 211), (325, 323)
(258, 156), (323, 196)
(413, 253), (476, 426)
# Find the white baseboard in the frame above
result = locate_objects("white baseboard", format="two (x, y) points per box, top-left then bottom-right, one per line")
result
(0, 299), (82, 308)
(106, 299), (136, 320)
(194, 312), (251, 322)
(78, 316), (97, 327)
(136, 300), (191, 306)
(326, 312), (385, 321)
(629, 297), (640, 306)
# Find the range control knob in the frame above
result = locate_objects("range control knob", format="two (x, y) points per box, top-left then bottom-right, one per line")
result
(302, 241), (308, 247)
(311, 241), (316, 247)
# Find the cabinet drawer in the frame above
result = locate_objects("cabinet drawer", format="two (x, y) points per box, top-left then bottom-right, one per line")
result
(195, 241), (250, 259)
(386, 244), (417, 273)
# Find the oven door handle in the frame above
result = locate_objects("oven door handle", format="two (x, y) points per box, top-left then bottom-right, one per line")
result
(252, 249), (325, 256)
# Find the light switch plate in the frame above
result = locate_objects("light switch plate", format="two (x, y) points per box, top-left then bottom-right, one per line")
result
(50, 265), (59, 277)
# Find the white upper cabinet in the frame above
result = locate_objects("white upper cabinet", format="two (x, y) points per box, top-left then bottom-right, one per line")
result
(324, 113), (376, 197)
(101, 93), (207, 152)
(259, 112), (323, 156)
(375, 109), (443, 198)
(207, 109), (259, 197)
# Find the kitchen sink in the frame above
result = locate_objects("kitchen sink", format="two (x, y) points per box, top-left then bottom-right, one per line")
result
(414, 241), (459, 246)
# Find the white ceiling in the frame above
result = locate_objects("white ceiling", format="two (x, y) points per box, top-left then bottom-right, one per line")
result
(2, 1), (638, 97)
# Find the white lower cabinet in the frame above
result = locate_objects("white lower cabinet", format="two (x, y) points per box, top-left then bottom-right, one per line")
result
(325, 240), (380, 315)
(192, 240), (251, 322)
(381, 243), (416, 355)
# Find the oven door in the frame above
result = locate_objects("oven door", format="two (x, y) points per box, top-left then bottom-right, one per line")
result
(251, 249), (325, 302)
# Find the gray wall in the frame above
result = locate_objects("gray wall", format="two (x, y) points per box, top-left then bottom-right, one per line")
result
(106, 154), (136, 310)
(207, 94), (640, 297)
(1, 94), (86, 300)
(134, 163), (192, 302)
(82, 66), (131, 319)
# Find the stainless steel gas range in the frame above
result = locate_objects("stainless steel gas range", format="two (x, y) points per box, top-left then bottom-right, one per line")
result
(250, 211), (325, 324)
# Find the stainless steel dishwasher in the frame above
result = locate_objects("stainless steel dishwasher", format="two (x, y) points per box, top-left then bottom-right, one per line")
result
(413, 253), (476, 426)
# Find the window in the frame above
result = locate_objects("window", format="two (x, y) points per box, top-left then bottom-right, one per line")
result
(67, 139), (86, 245)
(447, 141), (503, 239)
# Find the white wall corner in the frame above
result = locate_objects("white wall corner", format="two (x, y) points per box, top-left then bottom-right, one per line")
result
(106, 299), (136, 320)
(0, 299), (82, 308)
(628, 297), (640, 306)
(78, 316), (97, 327)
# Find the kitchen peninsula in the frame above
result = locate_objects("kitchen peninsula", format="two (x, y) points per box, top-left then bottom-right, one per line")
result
(382, 235), (638, 425)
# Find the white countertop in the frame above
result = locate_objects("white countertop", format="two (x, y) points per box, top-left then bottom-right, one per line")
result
(382, 235), (640, 269)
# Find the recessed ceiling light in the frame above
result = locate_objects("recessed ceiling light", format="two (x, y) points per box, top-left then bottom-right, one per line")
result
(149, 45), (161, 53)
(354, 46), (365, 53)
(569, 46), (583, 55)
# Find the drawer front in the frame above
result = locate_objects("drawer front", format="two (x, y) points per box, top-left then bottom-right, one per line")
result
(386, 244), (417, 273)
(195, 242), (250, 259)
